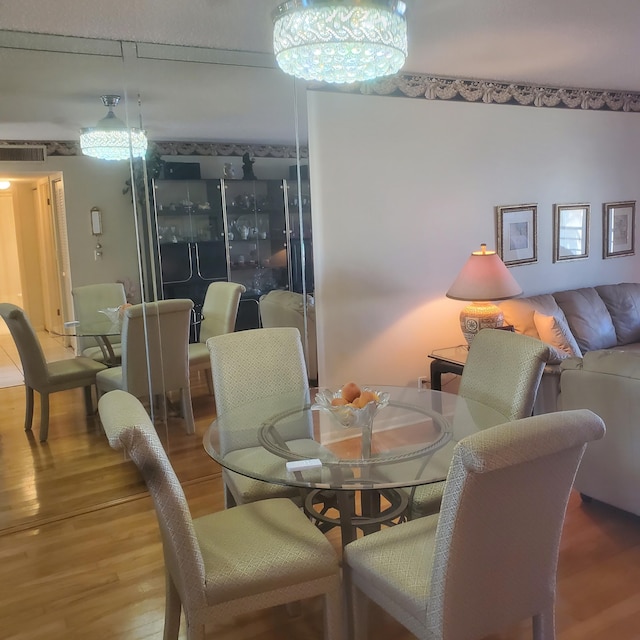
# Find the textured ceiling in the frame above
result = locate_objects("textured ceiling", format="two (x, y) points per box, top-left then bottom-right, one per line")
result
(0, 0), (639, 145)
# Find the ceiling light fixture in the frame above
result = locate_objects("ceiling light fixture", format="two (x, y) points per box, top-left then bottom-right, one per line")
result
(0, 181), (11, 190)
(272, 0), (408, 84)
(80, 95), (147, 161)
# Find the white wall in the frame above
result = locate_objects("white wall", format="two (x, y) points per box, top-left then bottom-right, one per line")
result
(0, 157), (141, 297)
(308, 91), (640, 389)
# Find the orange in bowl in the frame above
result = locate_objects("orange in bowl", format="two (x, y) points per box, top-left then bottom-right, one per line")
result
(341, 382), (361, 403)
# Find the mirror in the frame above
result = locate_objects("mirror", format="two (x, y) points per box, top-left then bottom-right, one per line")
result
(0, 30), (312, 532)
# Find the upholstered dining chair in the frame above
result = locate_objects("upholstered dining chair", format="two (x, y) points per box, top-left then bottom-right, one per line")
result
(71, 282), (127, 363)
(410, 328), (551, 519)
(207, 327), (319, 508)
(0, 302), (107, 442)
(96, 299), (196, 434)
(344, 409), (605, 640)
(188, 281), (245, 394)
(98, 389), (343, 640)
(259, 289), (318, 382)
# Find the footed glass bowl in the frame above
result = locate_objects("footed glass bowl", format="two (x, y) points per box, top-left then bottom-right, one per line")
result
(98, 307), (122, 324)
(312, 387), (390, 428)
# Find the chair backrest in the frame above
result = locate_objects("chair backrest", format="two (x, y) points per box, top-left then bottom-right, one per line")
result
(459, 328), (551, 421)
(198, 281), (246, 344)
(121, 299), (193, 397)
(72, 283), (127, 352)
(207, 327), (309, 416)
(259, 290), (317, 380)
(0, 303), (49, 388)
(98, 390), (206, 613)
(426, 408), (605, 639)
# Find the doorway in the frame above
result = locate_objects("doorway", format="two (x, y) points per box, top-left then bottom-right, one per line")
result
(0, 174), (66, 337)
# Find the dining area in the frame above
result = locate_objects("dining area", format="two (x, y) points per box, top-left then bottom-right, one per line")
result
(0, 292), (610, 638)
(91, 325), (605, 640)
(0, 311), (638, 638)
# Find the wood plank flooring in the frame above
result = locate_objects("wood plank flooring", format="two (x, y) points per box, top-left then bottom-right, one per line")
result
(1, 333), (640, 638)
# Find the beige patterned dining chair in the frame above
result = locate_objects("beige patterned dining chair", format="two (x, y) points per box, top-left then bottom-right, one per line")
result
(259, 289), (318, 382)
(0, 302), (107, 441)
(188, 281), (245, 394)
(344, 409), (605, 640)
(410, 328), (551, 519)
(98, 390), (343, 640)
(96, 299), (195, 434)
(72, 282), (127, 363)
(207, 327), (318, 508)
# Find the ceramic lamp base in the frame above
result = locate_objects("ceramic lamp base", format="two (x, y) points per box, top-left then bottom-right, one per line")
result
(459, 301), (504, 345)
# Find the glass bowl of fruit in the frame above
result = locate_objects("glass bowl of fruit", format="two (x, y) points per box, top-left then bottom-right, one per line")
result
(312, 382), (390, 428)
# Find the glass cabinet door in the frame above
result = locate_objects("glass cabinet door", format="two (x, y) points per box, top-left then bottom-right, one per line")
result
(154, 179), (224, 244)
(221, 179), (289, 296)
(285, 179), (314, 294)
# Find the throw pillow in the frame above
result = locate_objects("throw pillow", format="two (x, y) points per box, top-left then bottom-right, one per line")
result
(533, 311), (582, 361)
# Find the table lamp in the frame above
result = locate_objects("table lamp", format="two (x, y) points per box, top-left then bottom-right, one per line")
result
(446, 243), (522, 345)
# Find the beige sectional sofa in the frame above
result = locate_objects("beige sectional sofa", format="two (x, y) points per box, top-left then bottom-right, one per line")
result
(500, 282), (640, 515)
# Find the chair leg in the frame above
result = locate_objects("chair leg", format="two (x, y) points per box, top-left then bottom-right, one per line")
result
(181, 388), (196, 435)
(83, 385), (94, 415)
(323, 579), (346, 640)
(185, 622), (206, 640)
(344, 566), (368, 640)
(24, 385), (34, 432)
(224, 484), (237, 509)
(39, 393), (50, 442)
(163, 571), (182, 640)
(205, 368), (213, 395)
(533, 607), (555, 640)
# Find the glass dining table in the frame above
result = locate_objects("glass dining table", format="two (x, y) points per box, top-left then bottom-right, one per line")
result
(204, 385), (508, 545)
(60, 316), (122, 365)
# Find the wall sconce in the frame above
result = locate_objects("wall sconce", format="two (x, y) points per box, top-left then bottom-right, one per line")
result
(446, 243), (522, 345)
(91, 206), (103, 259)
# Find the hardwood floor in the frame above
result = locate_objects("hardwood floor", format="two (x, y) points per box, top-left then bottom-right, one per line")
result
(1, 333), (640, 638)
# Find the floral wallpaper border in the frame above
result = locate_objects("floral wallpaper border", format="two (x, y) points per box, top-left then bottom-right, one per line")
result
(330, 72), (640, 113)
(2, 73), (639, 158)
(0, 141), (308, 159)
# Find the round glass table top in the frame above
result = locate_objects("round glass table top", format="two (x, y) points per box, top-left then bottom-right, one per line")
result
(204, 386), (507, 491)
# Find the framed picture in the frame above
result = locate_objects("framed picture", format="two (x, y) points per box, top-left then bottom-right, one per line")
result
(496, 203), (538, 266)
(603, 201), (635, 258)
(553, 203), (589, 262)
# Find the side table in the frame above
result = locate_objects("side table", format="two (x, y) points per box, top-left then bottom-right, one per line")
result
(428, 345), (469, 391)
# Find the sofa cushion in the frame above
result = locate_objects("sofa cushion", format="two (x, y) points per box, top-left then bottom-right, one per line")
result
(595, 283), (640, 345)
(499, 294), (560, 338)
(561, 349), (640, 381)
(553, 287), (617, 352)
(533, 311), (582, 361)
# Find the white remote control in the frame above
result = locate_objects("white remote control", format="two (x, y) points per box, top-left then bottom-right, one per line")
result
(286, 458), (322, 472)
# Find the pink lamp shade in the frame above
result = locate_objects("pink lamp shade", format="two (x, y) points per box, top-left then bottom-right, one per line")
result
(447, 244), (522, 344)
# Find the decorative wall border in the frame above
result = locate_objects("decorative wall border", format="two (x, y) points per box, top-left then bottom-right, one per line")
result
(327, 72), (640, 113)
(2, 73), (639, 159)
(0, 140), (308, 159)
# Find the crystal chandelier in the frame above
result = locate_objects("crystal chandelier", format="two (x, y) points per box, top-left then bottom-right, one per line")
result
(272, 0), (408, 84)
(80, 95), (147, 161)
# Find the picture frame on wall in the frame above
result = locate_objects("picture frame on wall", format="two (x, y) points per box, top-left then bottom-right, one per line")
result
(553, 203), (590, 262)
(496, 203), (538, 266)
(603, 201), (636, 259)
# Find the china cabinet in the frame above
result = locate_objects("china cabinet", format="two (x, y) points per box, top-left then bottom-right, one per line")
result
(152, 177), (312, 332)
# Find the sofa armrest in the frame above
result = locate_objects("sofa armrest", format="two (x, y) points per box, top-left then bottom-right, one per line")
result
(558, 347), (640, 516)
